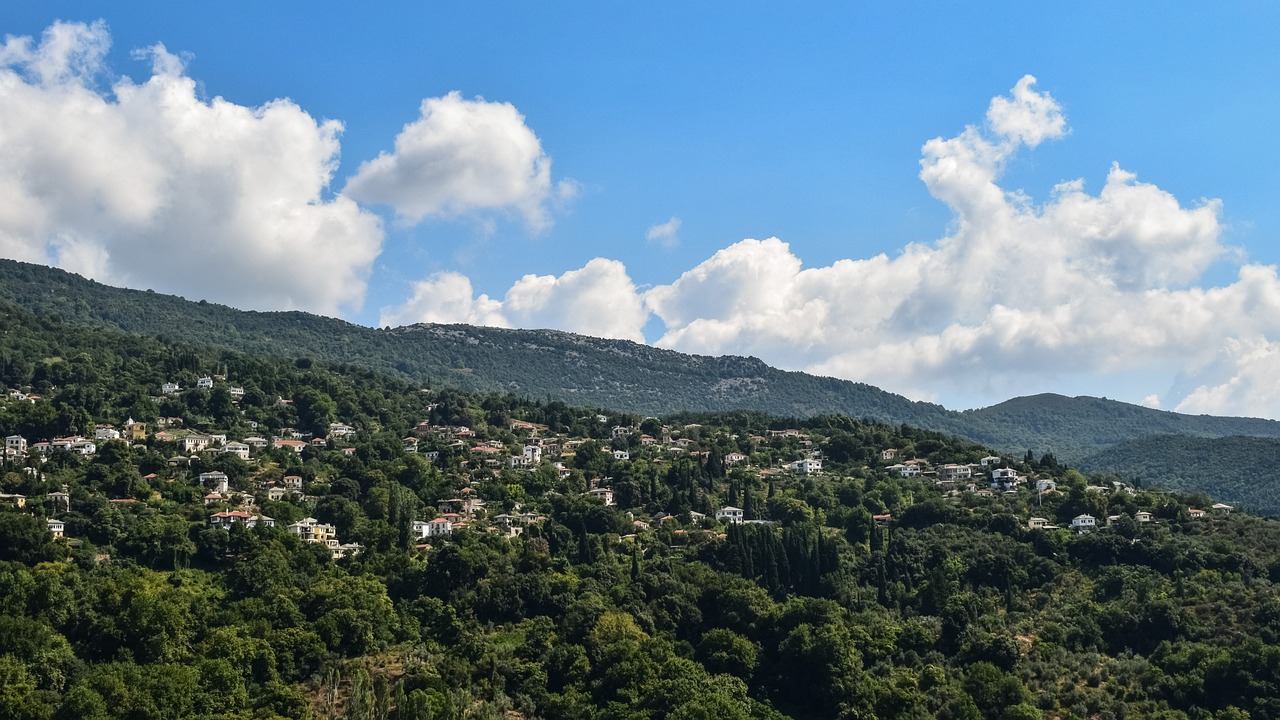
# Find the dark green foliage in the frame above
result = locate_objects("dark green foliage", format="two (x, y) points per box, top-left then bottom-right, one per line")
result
(4, 280), (1280, 719)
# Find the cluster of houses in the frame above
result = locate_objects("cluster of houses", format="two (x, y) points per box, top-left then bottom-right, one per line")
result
(0, 381), (1255, 555)
(1028, 502), (1235, 534)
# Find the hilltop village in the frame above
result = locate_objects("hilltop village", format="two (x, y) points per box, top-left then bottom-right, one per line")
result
(3, 308), (1280, 720)
(2, 372), (1235, 565)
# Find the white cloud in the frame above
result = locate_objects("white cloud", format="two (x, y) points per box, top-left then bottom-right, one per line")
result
(382, 258), (647, 342)
(639, 75), (1280, 418)
(0, 21), (383, 316)
(645, 217), (682, 247)
(345, 92), (571, 231)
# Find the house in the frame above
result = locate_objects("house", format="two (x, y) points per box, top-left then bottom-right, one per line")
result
(881, 448), (898, 461)
(1027, 517), (1053, 530)
(887, 463), (920, 478)
(273, 439), (308, 453)
(1035, 478), (1057, 494)
(328, 423), (355, 439)
(161, 382), (181, 395)
(937, 464), (972, 482)
(228, 387), (245, 400)
(980, 456), (1003, 467)
(222, 442), (250, 460)
(198, 471), (230, 493)
(1188, 508), (1206, 519)
(4, 435), (27, 455)
(197, 377), (214, 389)
(180, 435), (212, 453)
(266, 487), (288, 501)
(209, 511), (274, 528)
(1135, 511), (1154, 523)
(724, 452), (747, 466)
(47, 518), (64, 538)
(789, 458), (822, 474)
(94, 426), (121, 441)
(243, 436), (268, 449)
(202, 492), (225, 506)
(1071, 514), (1097, 533)
(0, 493), (27, 508)
(47, 491), (70, 510)
(282, 475), (303, 490)
(587, 487), (615, 506)
(309, 437), (328, 448)
(990, 467), (1019, 491)
(412, 517), (453, 538)
(716, 506), (745, 523)
(1212, 503), (1234, 514)
(287, 517), (339, 547)
(612, 450), (630, 461)
(123, 419), (146, 440)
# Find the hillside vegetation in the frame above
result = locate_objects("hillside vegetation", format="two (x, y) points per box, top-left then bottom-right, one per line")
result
(1078, 434), (1280, 515)
(5, 258), (1280, 473)
(6, 301), (1280, 718)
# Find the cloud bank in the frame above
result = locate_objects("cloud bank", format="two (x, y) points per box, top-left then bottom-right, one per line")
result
(0, 21), (383, 316)
(391, 75), (1280, 419)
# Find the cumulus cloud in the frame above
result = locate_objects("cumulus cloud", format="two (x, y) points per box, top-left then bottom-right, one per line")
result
(0, 21), (384, 316)
(645, 217), (682, 247)
(345, 92), (572, 231)
(382, 258), (648, 342)
(640, 75), (1280, 417)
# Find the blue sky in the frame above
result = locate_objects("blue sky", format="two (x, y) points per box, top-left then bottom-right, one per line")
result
(4, 4), (1280, 417)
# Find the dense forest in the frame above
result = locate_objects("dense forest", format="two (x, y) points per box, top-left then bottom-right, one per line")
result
(3, 298), (1280, 719)
(1077, 434), (1280, 515)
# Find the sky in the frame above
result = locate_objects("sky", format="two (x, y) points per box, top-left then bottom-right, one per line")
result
(3, 4), (1280, 418)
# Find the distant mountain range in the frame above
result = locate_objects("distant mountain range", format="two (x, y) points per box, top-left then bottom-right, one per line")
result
(4, 257), (1280, 502)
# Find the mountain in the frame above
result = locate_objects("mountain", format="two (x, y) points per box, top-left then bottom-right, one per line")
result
(959, 393), (1280, 461)
(4, 258), (1280, 464)
(1077, 434), (1280, 515)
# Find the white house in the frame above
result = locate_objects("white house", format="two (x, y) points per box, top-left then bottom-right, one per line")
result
(890, 458), (921, 476)
(612, 450), (630, 461)
(161, 382), (181, 395)
(788, 458), (822, 474)
(587, 487), (615, 506)
(990, 467), (1019, 491)
(1135, 511), (1154, 523)
(716, 506), (745, 523)
(1071, 514), (1097, 533)
(47, 518), (65, 538)
(1027, 517), (1053, 530)
(4, 435), (27, 455)
(198, 471), (230, 493)
(94, 426), (121, 441)
(222, 442), (251, 460)
(412, 517), (453, 538)
(180, 435), (212, 453)
(197, 377), (214, 389)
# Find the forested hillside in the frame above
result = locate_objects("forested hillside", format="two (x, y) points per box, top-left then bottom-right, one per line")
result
(1078, 434), (1280, 515)
(5, 301), (1280, 718)
(7, 258), (1280, 467)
